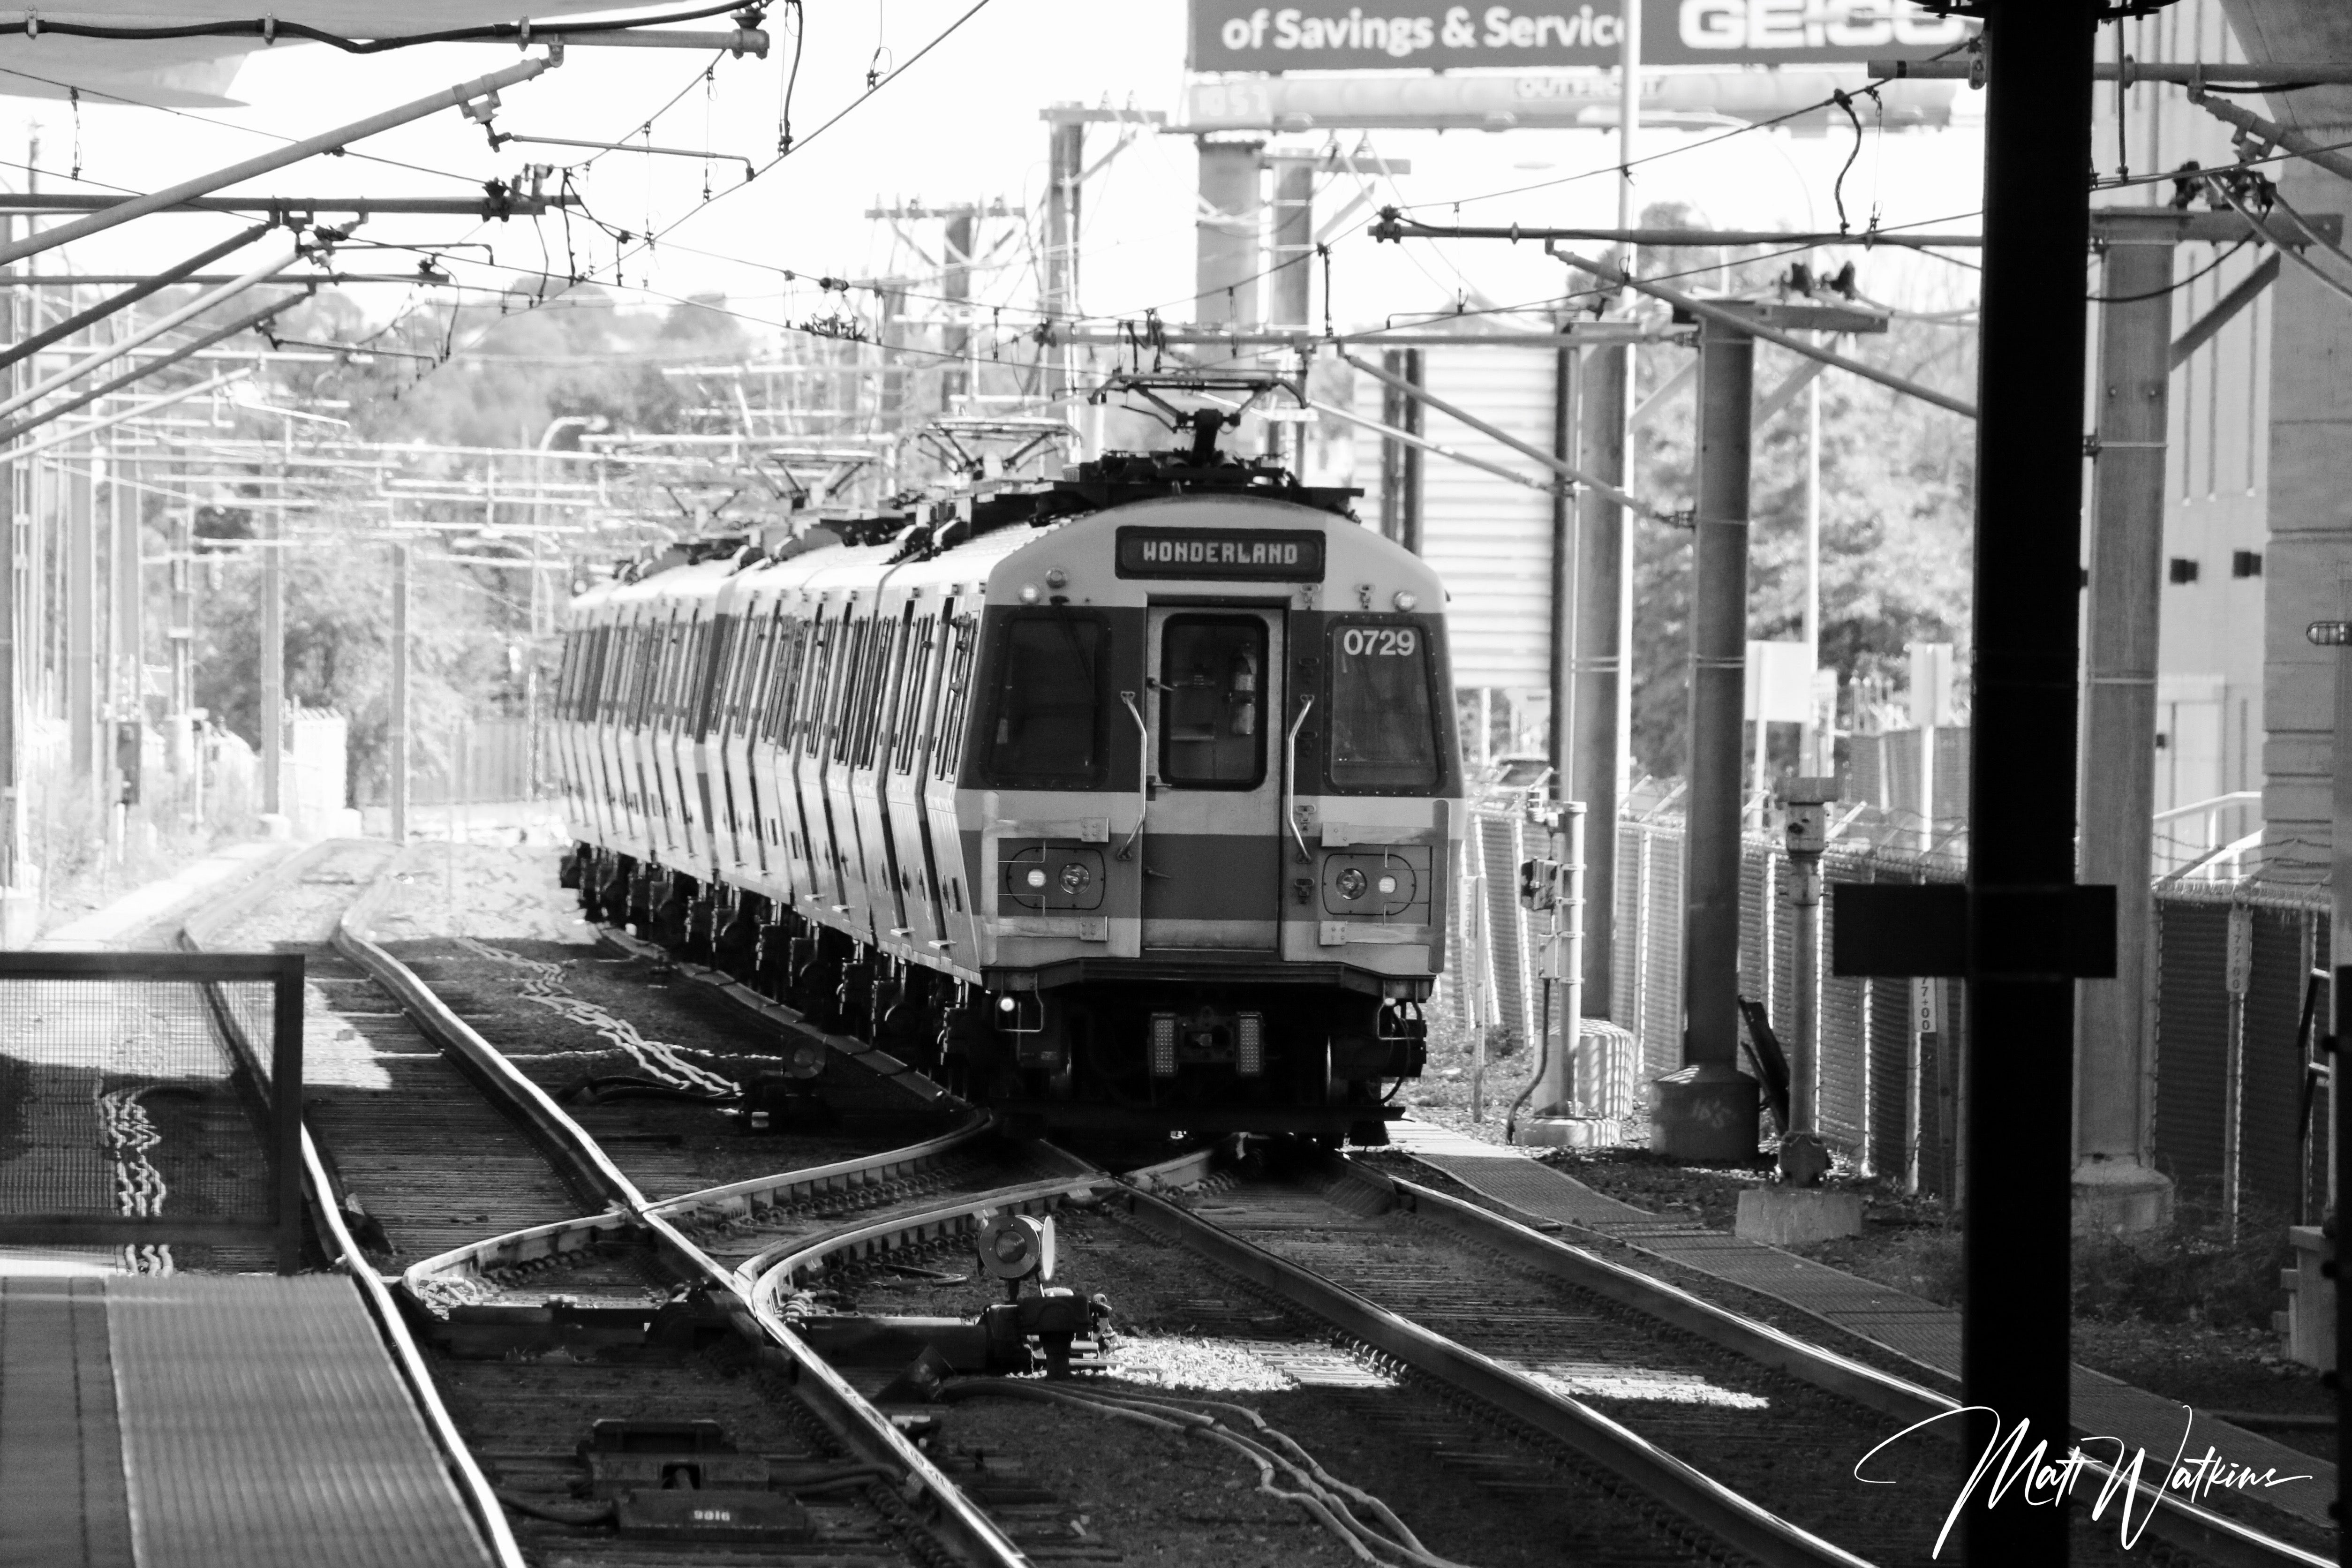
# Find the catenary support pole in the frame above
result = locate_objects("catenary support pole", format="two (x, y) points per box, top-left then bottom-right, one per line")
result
(1574, 344), (1628, 1017)
(1964, 5), (2099, 1560)
(66, 438), (94, 788)
(391, 543), (409, 844)
(1042, 118), (1083, 407)
(1549, 345), (1577, 794)
(259, 437), (284, 826)
(0, 290), (303, 447)
(1651, 310), (1760, 1161)
(0, 56), (554, 270)
(2076, 219), (2179, 1233)
(1269, 157), (1313, 333)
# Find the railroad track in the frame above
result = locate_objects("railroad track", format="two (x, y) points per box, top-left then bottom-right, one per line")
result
(173, 846), (2332, 1568)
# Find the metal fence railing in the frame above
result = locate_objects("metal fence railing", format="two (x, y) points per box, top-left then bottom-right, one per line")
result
(1448, 797), (2330, 1212)
(0, 951), (305, 1271)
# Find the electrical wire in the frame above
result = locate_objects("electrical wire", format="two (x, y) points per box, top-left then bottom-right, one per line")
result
(2087, 236), (2250, 303)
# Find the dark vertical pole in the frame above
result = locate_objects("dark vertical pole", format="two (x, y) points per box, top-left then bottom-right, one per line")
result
(271, 954), (305, 1274)
(2337, 964), (2351, 1567)
(1400, 349), (1422, 555)
(1574, 343), (1629, 1016)
(1966, 4), (2097, 1560)
(1548, 344), (1577, 791)
(1651, 311), (1758, 1161)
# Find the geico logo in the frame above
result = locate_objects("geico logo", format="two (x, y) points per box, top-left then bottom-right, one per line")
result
(1678, 0), (1964, 49)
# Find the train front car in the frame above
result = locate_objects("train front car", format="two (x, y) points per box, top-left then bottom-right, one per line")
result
(955, 450), (1461, 1144)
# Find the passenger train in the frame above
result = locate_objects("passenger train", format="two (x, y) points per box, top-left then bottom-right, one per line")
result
(552, 410), (1462, 1143)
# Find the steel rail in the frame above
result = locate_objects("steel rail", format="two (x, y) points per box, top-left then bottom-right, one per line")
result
(1367, 1161), (2331, 1568)
(332, 882), (1028, 1568)
(1116, 1180), (1877, 1568)
(174, 844), (526, 1568)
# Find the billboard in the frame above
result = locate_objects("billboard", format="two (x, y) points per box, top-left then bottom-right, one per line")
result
(1189, 1), (1969, 72)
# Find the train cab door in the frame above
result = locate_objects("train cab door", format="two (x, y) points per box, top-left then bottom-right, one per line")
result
(1138, 607), (1284, 951)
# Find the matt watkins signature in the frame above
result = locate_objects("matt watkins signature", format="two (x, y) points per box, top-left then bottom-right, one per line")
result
(1856, 1404), (2314, 1555)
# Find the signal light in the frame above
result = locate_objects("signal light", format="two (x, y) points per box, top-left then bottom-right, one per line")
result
(2310, 621), (2352, 647)
(1236, 1012), (1264, 1077)
(1149, 1013), (1178, 1077)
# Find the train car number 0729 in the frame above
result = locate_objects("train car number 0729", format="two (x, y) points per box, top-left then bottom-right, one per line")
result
(1341, 627), (1417, 656)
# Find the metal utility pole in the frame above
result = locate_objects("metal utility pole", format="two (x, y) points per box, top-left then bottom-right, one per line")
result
(66, 432), (94, 791)
(1801, 338), (1826, 773)
(1377, 348), (1422, 552)
(1042, 115), (1083, 404)
(390, 542), (409, 844)
(1652, 308), (1762, 1161)
(1781, 777), (1834, 1131)
(167, 502), (194, 778)
(1573, 344), (1630, 1016)
(1195, 138), (1263, 328)
(2077, 216), (2178, 1233)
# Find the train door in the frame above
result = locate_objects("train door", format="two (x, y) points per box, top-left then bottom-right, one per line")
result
(1138, 607), (1283, 950)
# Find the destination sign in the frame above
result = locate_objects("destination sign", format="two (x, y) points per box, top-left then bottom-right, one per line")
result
(1115, 527), (1327, 582)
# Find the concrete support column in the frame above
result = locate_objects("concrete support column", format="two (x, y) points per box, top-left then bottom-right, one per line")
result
(1651, 311), (1759, 1160)
(2076, 224), (2179, 1232)
(1195, 138), (1263, 328)
(942, 210), (974, 409)
(1573, 343), (1631, 1017)
(1267, 157), (1313, 332)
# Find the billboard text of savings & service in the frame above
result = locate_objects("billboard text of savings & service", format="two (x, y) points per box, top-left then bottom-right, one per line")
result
(1190, 2), (1969, 72)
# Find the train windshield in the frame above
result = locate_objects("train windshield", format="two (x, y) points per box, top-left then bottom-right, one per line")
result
(982, 612), (1109, 787)
(1327, 620), (1440, 791)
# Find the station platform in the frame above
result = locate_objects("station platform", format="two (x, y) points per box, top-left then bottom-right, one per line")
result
(0, 1273), (491, 1568)
(1388, 1120), (2337, 1533)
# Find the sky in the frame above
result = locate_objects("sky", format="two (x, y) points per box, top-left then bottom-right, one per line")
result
(0, 1), (1991, 349)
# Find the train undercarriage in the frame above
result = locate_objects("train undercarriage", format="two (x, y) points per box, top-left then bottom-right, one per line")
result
(564, 846), (1425, 1144)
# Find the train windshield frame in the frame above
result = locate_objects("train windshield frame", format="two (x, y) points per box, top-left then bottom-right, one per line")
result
(975, 609), (1113, 790)
(1323, 617), (1444, 793)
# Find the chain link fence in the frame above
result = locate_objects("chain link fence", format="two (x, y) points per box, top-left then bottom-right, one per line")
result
(1444, 793), (2330, 1214)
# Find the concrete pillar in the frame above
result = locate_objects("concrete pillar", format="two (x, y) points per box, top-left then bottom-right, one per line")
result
(1651, 311), (1760, 1161)
(942, 209), (974, 409)
(1573, 344), (1631, 1017)
(2076, 223), (2179, 1232)
(1267, 157), (1313, 332)
(1195, 138), (1263, 328)
(1378, 348), (1422, 552)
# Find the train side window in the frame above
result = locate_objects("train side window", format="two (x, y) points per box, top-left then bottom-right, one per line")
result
(980, 611), (1109, 788)
(895, 615), (940, 776)
(1156, 615), (1267, 790)
(829, 617), (870, 765)
(856, 614), (902, 769)
(1325, 619), (1442, 792)
(694, 613), (733, 740)
(792, 611), (833, 755)
(932, 614), (978, 779)
(766, 614), (806, 746)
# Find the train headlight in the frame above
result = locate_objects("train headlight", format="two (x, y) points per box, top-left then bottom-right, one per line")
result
(1335, 867), (1368, 900)
(1018, 582), (1042, 604)
(1377, 874), (1397, 895)
(1045, 567), (1069, 589)
(1060, 862), (1091, 895)
(1025, 867), (1048, 889)
(1149, 1013), (1178, 1077)
(1236, 1012), (1264, 1077)
(1393, 590), (1418, 611)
